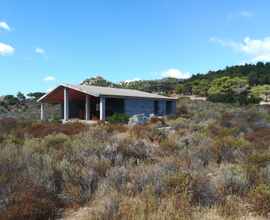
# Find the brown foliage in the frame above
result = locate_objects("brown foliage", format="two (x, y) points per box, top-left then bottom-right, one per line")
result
(0, 174), (58, 220)
(129, 125), (150, 140)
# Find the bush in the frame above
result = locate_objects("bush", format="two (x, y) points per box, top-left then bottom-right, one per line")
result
(0, 100), (7, 107)
(50, 115), (61, 123)
(234, 95), (248, 105)
(207, 93), (235, 104)
(4, 94), (14, 100)
(250, 184), (270, 217)
(7, 97), (19, 106)
(207, 93), (249, 106)
(108, 112), (129, 125)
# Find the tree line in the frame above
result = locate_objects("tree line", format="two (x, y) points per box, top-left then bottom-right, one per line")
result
(174, 62), (270, 102)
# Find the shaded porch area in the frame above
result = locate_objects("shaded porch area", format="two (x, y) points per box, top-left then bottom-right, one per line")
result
(40, 86), (124, 122)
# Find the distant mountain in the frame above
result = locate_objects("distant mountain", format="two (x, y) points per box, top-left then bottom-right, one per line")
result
(80, 75), (184, 95)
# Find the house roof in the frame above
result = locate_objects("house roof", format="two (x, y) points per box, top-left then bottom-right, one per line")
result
(37, 83), (178, 103)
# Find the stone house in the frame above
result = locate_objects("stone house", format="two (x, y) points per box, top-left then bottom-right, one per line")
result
(37, 83), (177, 121)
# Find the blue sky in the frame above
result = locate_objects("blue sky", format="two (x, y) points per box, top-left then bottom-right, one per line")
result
(1, 0), (270, 96)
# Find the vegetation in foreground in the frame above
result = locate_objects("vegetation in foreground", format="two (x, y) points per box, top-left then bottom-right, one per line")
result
(1, 98), (270, 219)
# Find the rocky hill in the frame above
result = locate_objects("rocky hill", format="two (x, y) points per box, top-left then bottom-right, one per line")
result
(80, 75), (184, 94)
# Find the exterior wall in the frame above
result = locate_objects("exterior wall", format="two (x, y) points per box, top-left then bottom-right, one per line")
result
(166, 101), (177, 115)
(155, 101), (166, 116)
(124, 99), (154, 117)
(172, 101), (176, 115)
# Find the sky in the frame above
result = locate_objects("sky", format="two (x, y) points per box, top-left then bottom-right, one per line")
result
(1, 0), (270, 96)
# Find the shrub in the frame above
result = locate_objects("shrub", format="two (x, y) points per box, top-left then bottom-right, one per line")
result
(234, 95), (248, 106)
(246, 153), (270, 168)
(0, 117), (18, 134)
(0, 174), (57, 220)
(157, 140), (180, 156)
(177, 106), (188, 115)
(4, 94), (14, 100)
(207, 93), (235, 104)
(7, 97), (19, 106)
(129, 124), (150, 140)
(50, 115), (61, 123)
(0, 100), (7, 108)
(108, 112), (129, 125)
(249, 184), (270, 217)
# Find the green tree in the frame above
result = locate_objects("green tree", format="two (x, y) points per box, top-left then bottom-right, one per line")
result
(17, 91), (25, 99)
(252, 85), (270, 101)
(207, 77), (248, 95)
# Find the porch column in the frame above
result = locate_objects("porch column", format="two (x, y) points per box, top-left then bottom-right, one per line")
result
(100, 97), (105, 120)
(41, 102), (45, 121)
(64, 87), (69, 121)
(86, 94), (90, 120)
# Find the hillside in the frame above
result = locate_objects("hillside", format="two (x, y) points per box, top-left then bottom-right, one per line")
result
(1, 98), (270, 219)
(80, 75), (184, 94)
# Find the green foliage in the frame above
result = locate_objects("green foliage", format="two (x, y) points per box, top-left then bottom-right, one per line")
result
(16, 91), (25, 99)
(207, 93), (235, 104)
(251, 84), (270, 101)
(246, 153), (270, 168)
(207, 93), (248, 105)
(7, 97), (19, 105)
(50, 115), (61, 123)
(4, 94), (14, 100)
(27, 92), (46, 99)
(108, 112), (129, 125)
(0, 100), (7, 108)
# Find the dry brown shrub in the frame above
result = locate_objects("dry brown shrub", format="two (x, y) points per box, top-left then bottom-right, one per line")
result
(0, 117), (18, 134)
(0, 173), (58, 220)
(129, 124), (150, 140)
(177, 106), (188, 115)
(149, 117), (163, 124)
(110, 124), (128, 133)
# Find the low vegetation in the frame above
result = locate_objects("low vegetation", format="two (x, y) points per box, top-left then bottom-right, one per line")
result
(1, 98), (270, 219)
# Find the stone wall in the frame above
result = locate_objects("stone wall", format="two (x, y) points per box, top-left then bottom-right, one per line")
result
(155, 101), (166, 116)
(124, 99), (154, 117)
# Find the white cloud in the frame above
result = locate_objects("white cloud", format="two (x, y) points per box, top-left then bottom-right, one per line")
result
(36, 47), (45, 54)
(225, 11), (254, 25)
(0, 22), (11, 31)
(160, 68), (189, 79)
(0, 43), (14, 56)
(239, 11), (251, 17)
(211, 37), (270, 62)
(125, 78), (141, 83)
(44, 76), (56, 81)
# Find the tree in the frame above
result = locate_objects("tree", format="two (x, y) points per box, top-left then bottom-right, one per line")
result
(17, 91), (25, 99)
(4, 95), (14, 100)
(251, 85), (270, 101)
(207, 77), (248, 95)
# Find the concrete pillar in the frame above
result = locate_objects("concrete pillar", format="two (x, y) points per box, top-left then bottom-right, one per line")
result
(64, 87), (69, 121)
(100, 97), (105, 120)
(86, 94), (90, 120)
(41, 102), (45, 121)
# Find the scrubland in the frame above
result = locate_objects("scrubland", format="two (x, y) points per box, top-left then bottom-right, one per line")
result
(1, 98), (270, 219)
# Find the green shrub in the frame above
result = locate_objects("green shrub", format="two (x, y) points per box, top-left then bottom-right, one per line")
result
(234, 95), (248, 105)
(207, 93), (235, 104)
(207, 93), (248, 105)
(50, 115), (61, 123)
(246, 153), (270, 168)
(0, 100), (7, 108)
(7, 97), (19, 105)
(108, 112), (129, 125)
(4, 94), (14, 100)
